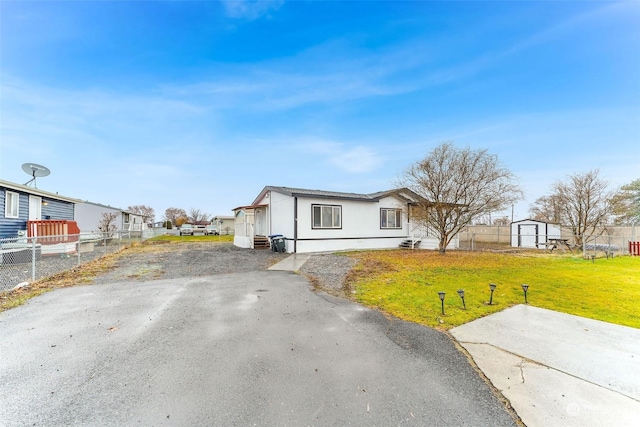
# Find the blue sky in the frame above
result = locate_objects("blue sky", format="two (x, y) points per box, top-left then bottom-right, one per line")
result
(1, 0), (638, 223)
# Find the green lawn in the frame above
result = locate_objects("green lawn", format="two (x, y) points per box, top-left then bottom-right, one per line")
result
(348, 250), (640, 330)
(148, 234), (234, 243)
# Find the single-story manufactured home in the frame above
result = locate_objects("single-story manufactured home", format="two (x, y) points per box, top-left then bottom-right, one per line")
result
(1, 179), (81, 239)
(510, 219), (561, 249)
(74, 201), (147, 234)
(233, 186), (458, 254)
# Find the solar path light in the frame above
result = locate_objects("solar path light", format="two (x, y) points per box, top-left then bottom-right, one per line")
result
(489, 283), (497, 305)
(438, 292), (446, 315)
(457, 289), (466, 310)
(521, 284), (529, 304)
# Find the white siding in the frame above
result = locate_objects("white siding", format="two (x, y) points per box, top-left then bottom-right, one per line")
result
(235, 188), (462, 253)
(75, 203), (123, 233)
(269, 190), (295, 238)
(269, 194), (411, 253)
(74, 203), (145, 233)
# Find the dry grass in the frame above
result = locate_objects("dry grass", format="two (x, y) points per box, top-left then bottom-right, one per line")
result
(149, 234), (234, 243)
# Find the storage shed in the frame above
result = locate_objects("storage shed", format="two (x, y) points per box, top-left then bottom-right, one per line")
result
(511, 219), (561, 249)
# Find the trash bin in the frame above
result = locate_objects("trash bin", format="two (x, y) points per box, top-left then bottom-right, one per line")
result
(268, 234), (286, 253)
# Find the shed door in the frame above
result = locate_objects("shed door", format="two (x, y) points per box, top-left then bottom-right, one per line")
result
(518, 224), (538, 248)
(29, 196), (42, 221)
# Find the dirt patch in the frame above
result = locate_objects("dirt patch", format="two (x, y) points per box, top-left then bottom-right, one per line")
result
(91, 242), (289, 284)
(299, 253), (359, 297)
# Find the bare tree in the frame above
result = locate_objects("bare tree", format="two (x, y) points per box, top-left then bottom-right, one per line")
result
(611, 178), (640, 225)
(188, 208), (210, 225)
(400, 142), (522, 254)
(544, 169), (615, 246)
(127, 205), (155, 224)
(97, 212), (118, 237)
(493, 216), (510, 226)
(164, 207), (187, 227)
(529, 195), (563, 223)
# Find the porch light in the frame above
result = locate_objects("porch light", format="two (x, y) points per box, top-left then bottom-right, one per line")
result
(457, 289), (466, 310)
(521, 284), (529, 304)
(438, 292), (446, 315)
(41, 201), (48, 206)
(489, 283), (496, 305)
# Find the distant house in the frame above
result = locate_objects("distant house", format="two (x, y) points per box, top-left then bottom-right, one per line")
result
(74, 201), (147, 234)
(0, 179), (80, 239)
(212, 215), (235, 235)
(511, 219), (561, 249)
(233, 185), (458, 254)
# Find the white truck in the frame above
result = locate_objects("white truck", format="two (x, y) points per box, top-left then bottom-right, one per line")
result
(179, 224), (218, 236)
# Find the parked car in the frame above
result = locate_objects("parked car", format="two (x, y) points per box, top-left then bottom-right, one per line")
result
(205, 225), (219, 235)
(179, 224), (194, 236)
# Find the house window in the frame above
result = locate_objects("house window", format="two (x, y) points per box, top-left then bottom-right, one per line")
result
(312, 204), (341, 229)
(381, 208), (402, 229)
(123, 213), (130, 223)
(5, 191), (19, 218)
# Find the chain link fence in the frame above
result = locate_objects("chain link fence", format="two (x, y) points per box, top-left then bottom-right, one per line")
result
(0, 230), (157, 292)
(457, 225), (639, 257)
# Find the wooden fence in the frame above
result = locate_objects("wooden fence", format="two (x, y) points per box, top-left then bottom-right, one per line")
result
(27, 220), (81, 244)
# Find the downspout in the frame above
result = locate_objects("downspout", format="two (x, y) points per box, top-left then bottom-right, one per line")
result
(294, 197), (298, 253)
(268, 190), (272, 236)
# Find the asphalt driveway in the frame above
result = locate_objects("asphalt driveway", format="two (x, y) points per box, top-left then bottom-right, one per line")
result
(0, 266), (516, 426)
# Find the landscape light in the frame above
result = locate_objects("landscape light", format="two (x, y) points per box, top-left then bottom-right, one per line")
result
(438, 292), (446, 315)
(521, 284), (529, 304)
(489, 283), (496, 305)
(457, 289), (466, 310)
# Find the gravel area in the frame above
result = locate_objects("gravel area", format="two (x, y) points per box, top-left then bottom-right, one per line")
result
(1, 244), (121, 292)
(2, 241), (360, 295)
(91, 242), (359, 295)
(91, 242), (289, 284)
(298, 252), (359, 295)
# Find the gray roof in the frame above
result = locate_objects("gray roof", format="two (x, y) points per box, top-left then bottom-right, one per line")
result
(253, 186), (425, 205)
(0, 179), (82, 203)
(77, 200), (140, 216)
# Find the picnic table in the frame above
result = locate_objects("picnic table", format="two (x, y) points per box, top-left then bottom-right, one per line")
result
(541, 238), (572, 252)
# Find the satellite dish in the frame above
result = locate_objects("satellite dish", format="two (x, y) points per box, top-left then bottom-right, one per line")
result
(22, 163), (51, 187)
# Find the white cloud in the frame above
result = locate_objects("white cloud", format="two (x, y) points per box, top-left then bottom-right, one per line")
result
(305, 141), (382, 174)
(222, 0), (284, 20)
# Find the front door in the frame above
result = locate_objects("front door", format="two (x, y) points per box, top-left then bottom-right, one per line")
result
(29, 195), (42, 220)
(255, 209), (267, 236)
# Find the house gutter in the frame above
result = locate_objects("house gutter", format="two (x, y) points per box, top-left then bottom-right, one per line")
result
(293, 197), (298, 253)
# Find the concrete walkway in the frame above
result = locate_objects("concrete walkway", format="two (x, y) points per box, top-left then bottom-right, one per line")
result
(268, 253), (311, 271)
(451, 305), (640, 427)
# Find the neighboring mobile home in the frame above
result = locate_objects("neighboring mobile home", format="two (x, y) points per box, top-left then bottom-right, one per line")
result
(0, 179), (80, 239)
(212, 215), (235, 235)
(233, 186), (458, 253)
(74, 201), (146, 233)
